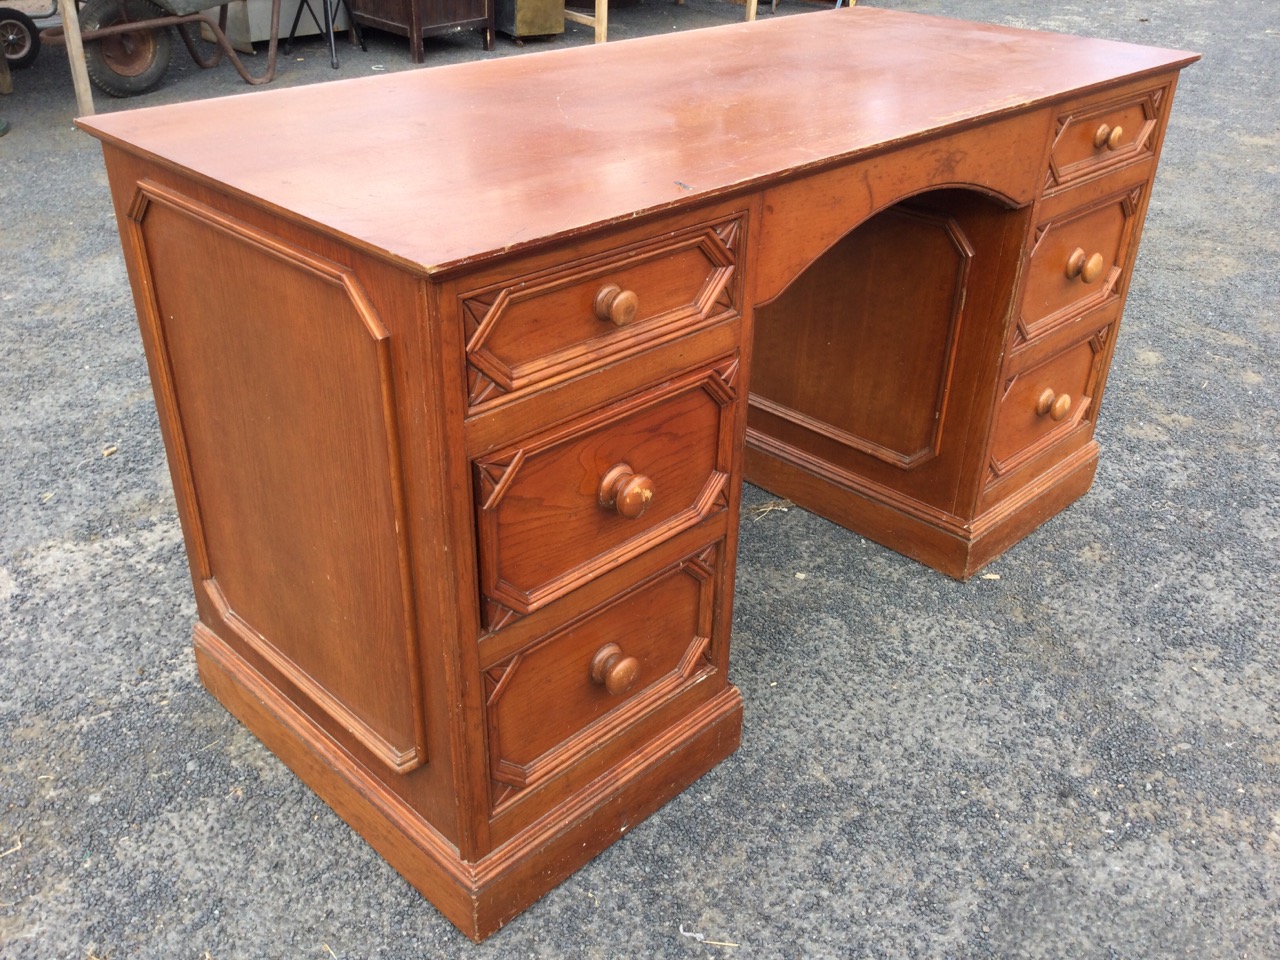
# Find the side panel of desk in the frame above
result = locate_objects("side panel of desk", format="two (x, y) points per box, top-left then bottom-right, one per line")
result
(100, 145), (472, 799)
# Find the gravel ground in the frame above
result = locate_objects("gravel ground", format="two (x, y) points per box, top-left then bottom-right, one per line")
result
(1, 0), (1277, 957)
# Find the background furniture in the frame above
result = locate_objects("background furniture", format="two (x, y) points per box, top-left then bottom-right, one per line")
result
(494, 0), (561, 39)
(202, 0), (350, 52)
(345, 0), (492, 61)
(561, 0), (605, 41)
(566, 0), (763, 45)
(79, 8), (1196, 941)
(284, 0), (361, 68)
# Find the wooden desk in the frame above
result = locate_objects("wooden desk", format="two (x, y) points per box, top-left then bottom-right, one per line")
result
(79, 9), (1196, 941)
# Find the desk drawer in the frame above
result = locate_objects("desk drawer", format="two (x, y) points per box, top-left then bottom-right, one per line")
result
(483, 542), (721, 820)
(1047, 86), (1165, 188)
(989, 326), (1111, 479)
(474, 360), (738, 626)
(459, 214), (744, 410)
(1017, 182), (1144, 340)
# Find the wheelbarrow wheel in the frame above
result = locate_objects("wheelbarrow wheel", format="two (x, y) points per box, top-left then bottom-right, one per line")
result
(0, 7), (40, 68)
(80, 0), (173, 97)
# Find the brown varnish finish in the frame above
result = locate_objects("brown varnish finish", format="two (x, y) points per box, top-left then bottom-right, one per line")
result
(78, 8), (1197, 940)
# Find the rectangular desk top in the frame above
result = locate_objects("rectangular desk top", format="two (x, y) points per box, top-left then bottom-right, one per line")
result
(79, 8), (1196, 275)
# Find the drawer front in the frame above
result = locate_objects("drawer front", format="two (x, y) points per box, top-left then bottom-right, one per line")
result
(474, 360), (738, 624)
(1017, 183), (1144, 340)
(460, 214), (744, 410)
(1047, 86), (1165, 188)
(989, 327), (1112, 479)
(484, 543), (721, 813)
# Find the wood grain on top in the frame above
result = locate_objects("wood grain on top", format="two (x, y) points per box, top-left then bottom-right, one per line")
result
(78, 7), (1196, 273)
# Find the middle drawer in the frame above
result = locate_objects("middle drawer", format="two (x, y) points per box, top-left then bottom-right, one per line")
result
(473, 359), (739, 628)
(1016, 178), (1146, 341)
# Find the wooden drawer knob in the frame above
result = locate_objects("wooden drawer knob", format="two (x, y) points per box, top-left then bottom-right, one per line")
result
(1036, 388), (1073, 421)
(591, 643), (640, 696)
(594, 283), (640, 327)
(1065, 248), (1106, 284)
(598, 462), (655, 519)
(1093, 123), (1125, 150)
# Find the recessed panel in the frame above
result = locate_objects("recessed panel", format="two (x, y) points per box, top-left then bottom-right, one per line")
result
(474, 364), (736, 622)
(751, 205), (970, 468)
(132, 188), (423, 772)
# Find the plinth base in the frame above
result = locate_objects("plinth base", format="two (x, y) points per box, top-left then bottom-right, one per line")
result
(194, 625), (743, 941)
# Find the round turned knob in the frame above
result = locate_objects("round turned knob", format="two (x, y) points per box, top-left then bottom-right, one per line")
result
(1065, 248), (1106, 284)
(594, 283), (640, 327)
(1094, 122), (1124, 150)
(591, 643), (640, 696)
(1036, 388), (1073, 421)
(1036, 388), (1056, 416)
(598, 463), (655, 520)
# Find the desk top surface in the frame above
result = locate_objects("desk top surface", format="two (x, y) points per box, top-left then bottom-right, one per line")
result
(80, 8), (1196, 274)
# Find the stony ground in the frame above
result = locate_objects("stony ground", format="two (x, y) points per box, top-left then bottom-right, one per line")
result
(1, 0), (1277, 957)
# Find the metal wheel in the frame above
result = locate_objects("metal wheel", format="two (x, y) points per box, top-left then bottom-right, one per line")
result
(0, 7), (40, 68)
(79, 0), (173, 97)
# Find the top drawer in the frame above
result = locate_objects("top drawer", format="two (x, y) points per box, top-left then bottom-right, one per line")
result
(1046, 85), (1166, 189)
(458, 213), (745, 411)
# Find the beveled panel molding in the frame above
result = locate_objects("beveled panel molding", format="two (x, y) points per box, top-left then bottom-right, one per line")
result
(126, 182), (427, 774)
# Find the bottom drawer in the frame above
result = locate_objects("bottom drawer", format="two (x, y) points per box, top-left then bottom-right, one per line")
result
(483, 539), (724, 829)
(989, 325), (1113, 481)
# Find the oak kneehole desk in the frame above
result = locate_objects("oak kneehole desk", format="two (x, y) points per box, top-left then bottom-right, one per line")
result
(79, 8), (1197, 941)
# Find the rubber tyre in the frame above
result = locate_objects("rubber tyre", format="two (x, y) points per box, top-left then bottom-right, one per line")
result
(0, 7), (40, 68)
(79, 0), (172, 97)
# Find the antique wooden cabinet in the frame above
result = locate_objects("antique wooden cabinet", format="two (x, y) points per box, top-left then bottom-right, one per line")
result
(346, 0), (494, 62)
(495, 0), (562, 39)
(79, 9), (1196, 941)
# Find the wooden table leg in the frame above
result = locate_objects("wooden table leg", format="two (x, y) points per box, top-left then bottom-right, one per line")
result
(58, 0), (96, 116)
(563, 0), (607, 43)
(0, 35), (12, 94)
